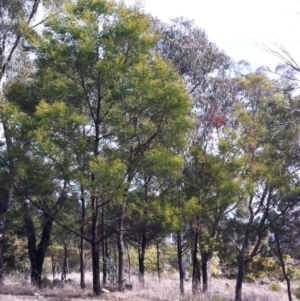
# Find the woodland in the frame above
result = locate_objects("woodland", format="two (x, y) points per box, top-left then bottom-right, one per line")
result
(1, 1), (300, 301)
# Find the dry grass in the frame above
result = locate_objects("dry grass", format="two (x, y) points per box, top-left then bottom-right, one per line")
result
(0, 272), (296, 301)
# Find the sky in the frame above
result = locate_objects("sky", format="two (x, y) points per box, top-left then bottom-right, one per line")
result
(140, 0), (300, 70)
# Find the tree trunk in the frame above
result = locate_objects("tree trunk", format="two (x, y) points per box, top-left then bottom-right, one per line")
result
(156, 242), (160, 282)
(138, 229), (147, 286)
(0, 187), (12, 285)
(91, 196), (101, 296)
(50, 243), (55, 280)
(192, 228), (200, 294)
(177, 231), (185, 295)
(34, 217), (54, 284)
(61, 239), (68, 282)
(117, 202), (126, 291)
(0, 235), (4, 286)
(24, 206), (54, 285)
(270, 221), (293, 301)
(102, 203), (107, 286)
(80, 192), (86, 289)
(127, 247), (131, 283)
(235, 257), (245, 301)
(201, 250), (213, 294)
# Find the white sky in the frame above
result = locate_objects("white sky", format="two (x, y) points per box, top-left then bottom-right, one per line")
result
(141, 0), (300, 70)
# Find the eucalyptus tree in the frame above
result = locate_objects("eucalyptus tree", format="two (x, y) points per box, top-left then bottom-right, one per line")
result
(152, 17), (234, 144)
(151, 17), (237, 295)
(224, 71), (300, 301)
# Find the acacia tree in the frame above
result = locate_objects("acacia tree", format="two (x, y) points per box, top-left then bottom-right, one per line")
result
(125, 156), (183, 286)
(23, 0), (192, 295)
(182, 140), (242, 294)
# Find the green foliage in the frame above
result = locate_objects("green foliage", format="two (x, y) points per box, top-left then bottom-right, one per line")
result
(287, 266), (300, 281)
(44, 244), (82, 274)
(269, 282), (281, 292)
(161, 244), (177, 270)
(247, 255), (278, 279)
(144, 245), (161, 273)
(211, 253), (221, 276)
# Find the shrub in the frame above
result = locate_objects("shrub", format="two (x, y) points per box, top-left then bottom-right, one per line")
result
(248, 255), (277, 279)
(269, 282), (281, 292)
(161, 244), (177, 270)
(211, 252), (221, 276)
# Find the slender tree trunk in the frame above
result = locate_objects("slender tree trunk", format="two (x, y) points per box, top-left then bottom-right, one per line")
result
(138, 176), (150, 286)
(80, 191), (86, 289)
(102, 204), (107, 285)
(235, 257), (245, 301)
(0, 187), (12, 285)
(270, 220), (292, 301)
(91, 195), (101, 295)
(61, 239), (68, 282)
(201, 250), (213, 294)
(156, 242), (160, 282)
(138, 229), (147, 286)
(117, 202), (126, 291)
(127, 247), (131, 283)
(0, 234), (4, 286)
(192, 226), (201, 294)
(50, 243), (55, 280)
(24, 204), (37, 284)
(279, 258), (293, 301)
(177, 231), (185, 295)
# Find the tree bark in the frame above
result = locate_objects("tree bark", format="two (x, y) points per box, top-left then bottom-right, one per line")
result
(61, 239), (68, 282)
(102, 203), (108, 286)
(138, 228), (147, 286)
(0, 187), (12, 285)
(25, 213), (54, 284)
(269, 218), (293, 301)
(201, 250), (213, 294)
(80, 192), (86, 289)
(177, 231), (185, 295)
(156, 242), (160, 282)
(235, 256), (245, 301)
(91, 196), (101, 295)
(192, 226), (201, 294)
(117, 202), (126, 291)
(34, 217), (54, 284)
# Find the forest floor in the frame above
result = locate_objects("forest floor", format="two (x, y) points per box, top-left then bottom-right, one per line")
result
(0, 271), (297, 301)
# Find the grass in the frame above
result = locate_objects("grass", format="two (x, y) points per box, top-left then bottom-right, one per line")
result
(0, 271), (295, 301)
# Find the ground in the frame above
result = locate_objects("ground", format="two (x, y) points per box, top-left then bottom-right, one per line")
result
(0, 272), (297, 301)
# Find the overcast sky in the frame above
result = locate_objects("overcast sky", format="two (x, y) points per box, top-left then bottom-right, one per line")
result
(140, 0), (300, 69)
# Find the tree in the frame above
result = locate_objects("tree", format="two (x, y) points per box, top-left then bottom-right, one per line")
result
(152, 17), (235, 295)
(182, 142), (241, 294)
(224, 71), (300, 301)
(0, 0), (67, 284)
(23, 0), (192, 295)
